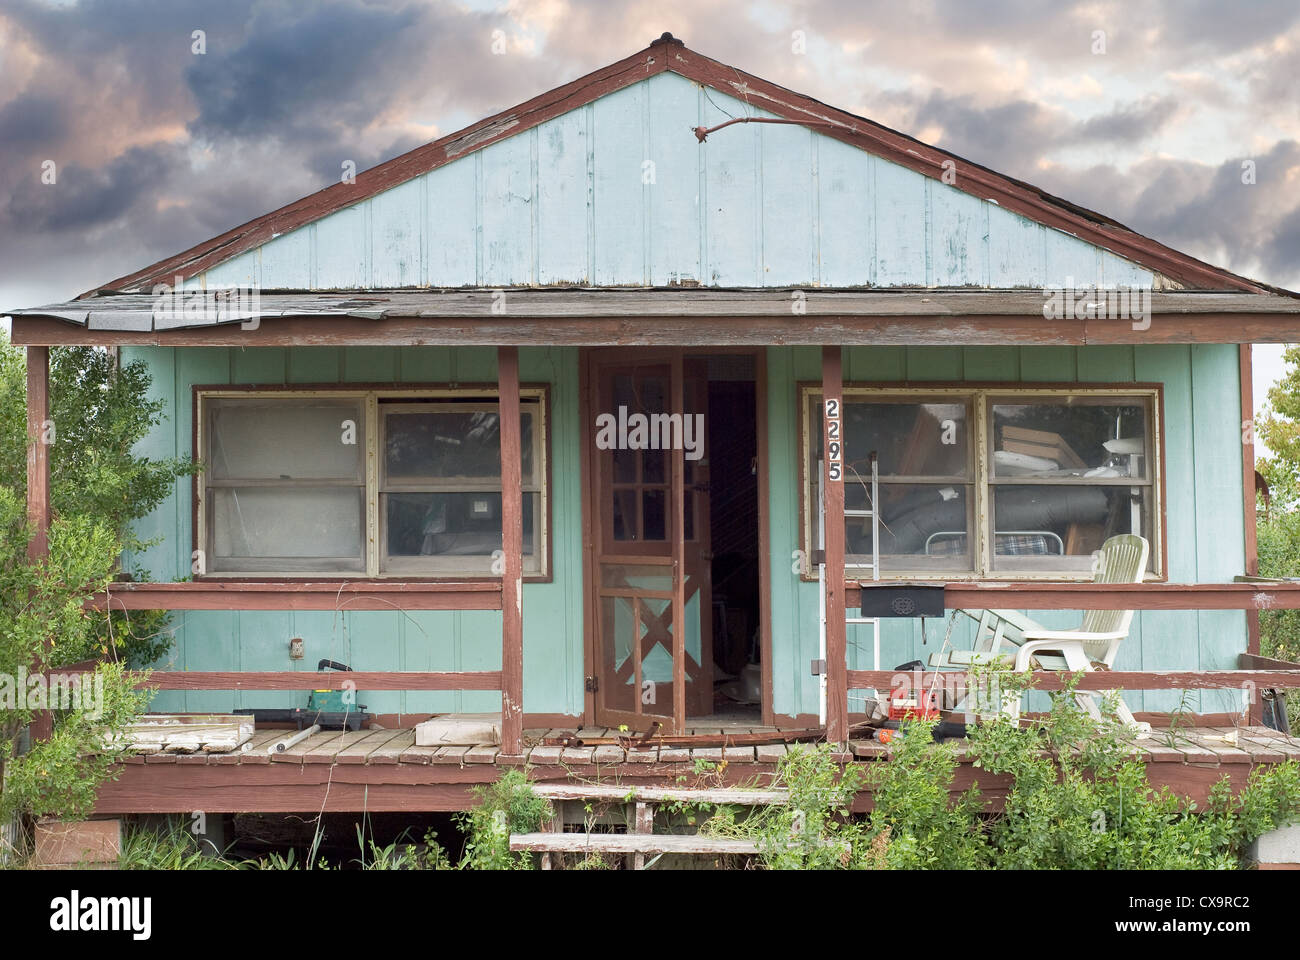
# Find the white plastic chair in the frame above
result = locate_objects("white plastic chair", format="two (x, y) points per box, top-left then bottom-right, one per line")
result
(930, 534), (1151, 732)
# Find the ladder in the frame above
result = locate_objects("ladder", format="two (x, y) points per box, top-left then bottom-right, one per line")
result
(816, 452), (881, 725)
(513, 783), (790, 869)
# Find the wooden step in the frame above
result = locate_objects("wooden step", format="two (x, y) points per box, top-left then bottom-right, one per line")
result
(510, 832), (761, 855)
(531, 784), (788, 805)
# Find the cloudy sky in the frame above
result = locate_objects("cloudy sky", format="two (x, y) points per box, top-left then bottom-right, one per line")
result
(2, 0), (1298, 401)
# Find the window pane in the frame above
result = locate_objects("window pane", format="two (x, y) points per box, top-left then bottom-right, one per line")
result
(865, 482), (973, 569)
(209, 400), (362, 481)
(384, 407), (535, 483)
(385, 492), (535, 557)
(991, 399), (1148, 479)
(812, 400), (969, 479)
(990, 484), (1149, 572)
(210, 487), (363, 569)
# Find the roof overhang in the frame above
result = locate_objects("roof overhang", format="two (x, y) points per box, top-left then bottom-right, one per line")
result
(9, 288), (1300, 347)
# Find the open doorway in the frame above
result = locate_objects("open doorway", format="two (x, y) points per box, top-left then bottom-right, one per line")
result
(583, 348), (764, 733)
(693, 354), (761, 723)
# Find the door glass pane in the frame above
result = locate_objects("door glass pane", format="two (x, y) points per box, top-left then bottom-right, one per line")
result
(598, 563), (675, 716)
(612, 447), (637, 483)
(990, 399), (1148, 478)
(211, 487), (363, 569)
(642, 489), (666, 541)
(209, 400), (363, 481)
(642, 447), (666, 484)
(612, 489), (638, 541)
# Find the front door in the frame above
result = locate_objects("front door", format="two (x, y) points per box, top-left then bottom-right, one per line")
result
(585, 350), (713, 733)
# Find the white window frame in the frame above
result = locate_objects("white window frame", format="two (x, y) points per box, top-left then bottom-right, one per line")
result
(798, 384), (1164, 581)
(196, 387), (549, 578)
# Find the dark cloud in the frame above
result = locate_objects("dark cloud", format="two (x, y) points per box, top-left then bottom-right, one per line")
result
(3, 145), (182, 232)
(0, 92), (67, 148)
(872, 90), (1181, 176)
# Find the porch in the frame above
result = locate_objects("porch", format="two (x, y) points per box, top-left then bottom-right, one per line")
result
(89, 719), (1300, 815)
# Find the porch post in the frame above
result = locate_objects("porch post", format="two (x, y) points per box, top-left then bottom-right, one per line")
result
(822, 345), (848, 745)
(498, 346), (524, 755)
(27, 346), (50, 561)
(27, 345), (53, 741)
(671, 351), (687, 732)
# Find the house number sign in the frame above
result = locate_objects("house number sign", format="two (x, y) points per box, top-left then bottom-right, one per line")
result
(825, 398), (842, 482)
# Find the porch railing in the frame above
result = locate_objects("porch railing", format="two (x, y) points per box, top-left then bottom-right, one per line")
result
(825, 579), (1300, 743)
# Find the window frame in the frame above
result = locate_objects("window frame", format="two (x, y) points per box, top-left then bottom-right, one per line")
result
(194, 384), (551, 580)
(797, 382), (1166, 581)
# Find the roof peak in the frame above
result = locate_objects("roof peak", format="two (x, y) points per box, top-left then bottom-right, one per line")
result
(88, 37), (1271, 297)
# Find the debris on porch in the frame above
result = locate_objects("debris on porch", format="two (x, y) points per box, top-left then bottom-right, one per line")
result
(109, 714), (254, 755)
(414, 713), (502, 746)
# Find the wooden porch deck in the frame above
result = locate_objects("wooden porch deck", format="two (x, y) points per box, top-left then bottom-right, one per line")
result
(90, 723), (1300, 815)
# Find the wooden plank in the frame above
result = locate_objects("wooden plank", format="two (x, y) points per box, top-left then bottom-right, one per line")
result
(463, 744), (501, 764)
(21, 311), (1300, 350)
(823, 345), (848, 745)
(1183, 730), (1252, 763)
(75, 670), (504, 691)
(209, 728), (282, 764)
(671, 350), (686, 733)
(531, 784), (788, 805)
(511, 832), (760, 855)
(591, 745), (624, 764)
(367, 730), (416, 764)
(723, 746), (758, 763)
(20, 290), (1300, 324)
(498, 345), (524, 755)
(559, 746), (595, 764)
(936, 582), (1300, 611)
(1211, 728), (1284, 763)
(332, 728), (406, 763)
(845, 669), (1300, 691)
(1238, 729), (1300, 758)
(89, 581), (501, 612)
(1135, 740), (1187, 763)
(274, 730), (349, 764)
(431, 745), (473, 765)
(26, 345), (51, 742)
(527, 745), (565, 765)
(755, 742), (788, 764)
(25, 345), (49, 561)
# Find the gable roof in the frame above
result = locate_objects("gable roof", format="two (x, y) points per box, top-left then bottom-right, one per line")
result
(92, 33), (1279, 297)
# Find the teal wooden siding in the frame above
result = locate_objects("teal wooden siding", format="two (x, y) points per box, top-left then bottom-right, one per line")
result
(764, 343), (1249, 719)
(189, 72), (1156, 293)
(122, 345), (585, 718)
(126, 342), (1249, 722)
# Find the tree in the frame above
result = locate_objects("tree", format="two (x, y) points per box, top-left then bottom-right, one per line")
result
(0, 334), (195, 830)
(1256, 344), (1300, 510)
(0, 339), (197, 666)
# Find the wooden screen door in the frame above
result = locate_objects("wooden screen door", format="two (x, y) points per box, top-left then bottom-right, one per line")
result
(587, 349), (713, 734)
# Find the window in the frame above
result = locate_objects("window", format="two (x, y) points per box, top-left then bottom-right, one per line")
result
(801, 386), (1161, 579)
(199, 389), (548, 577)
